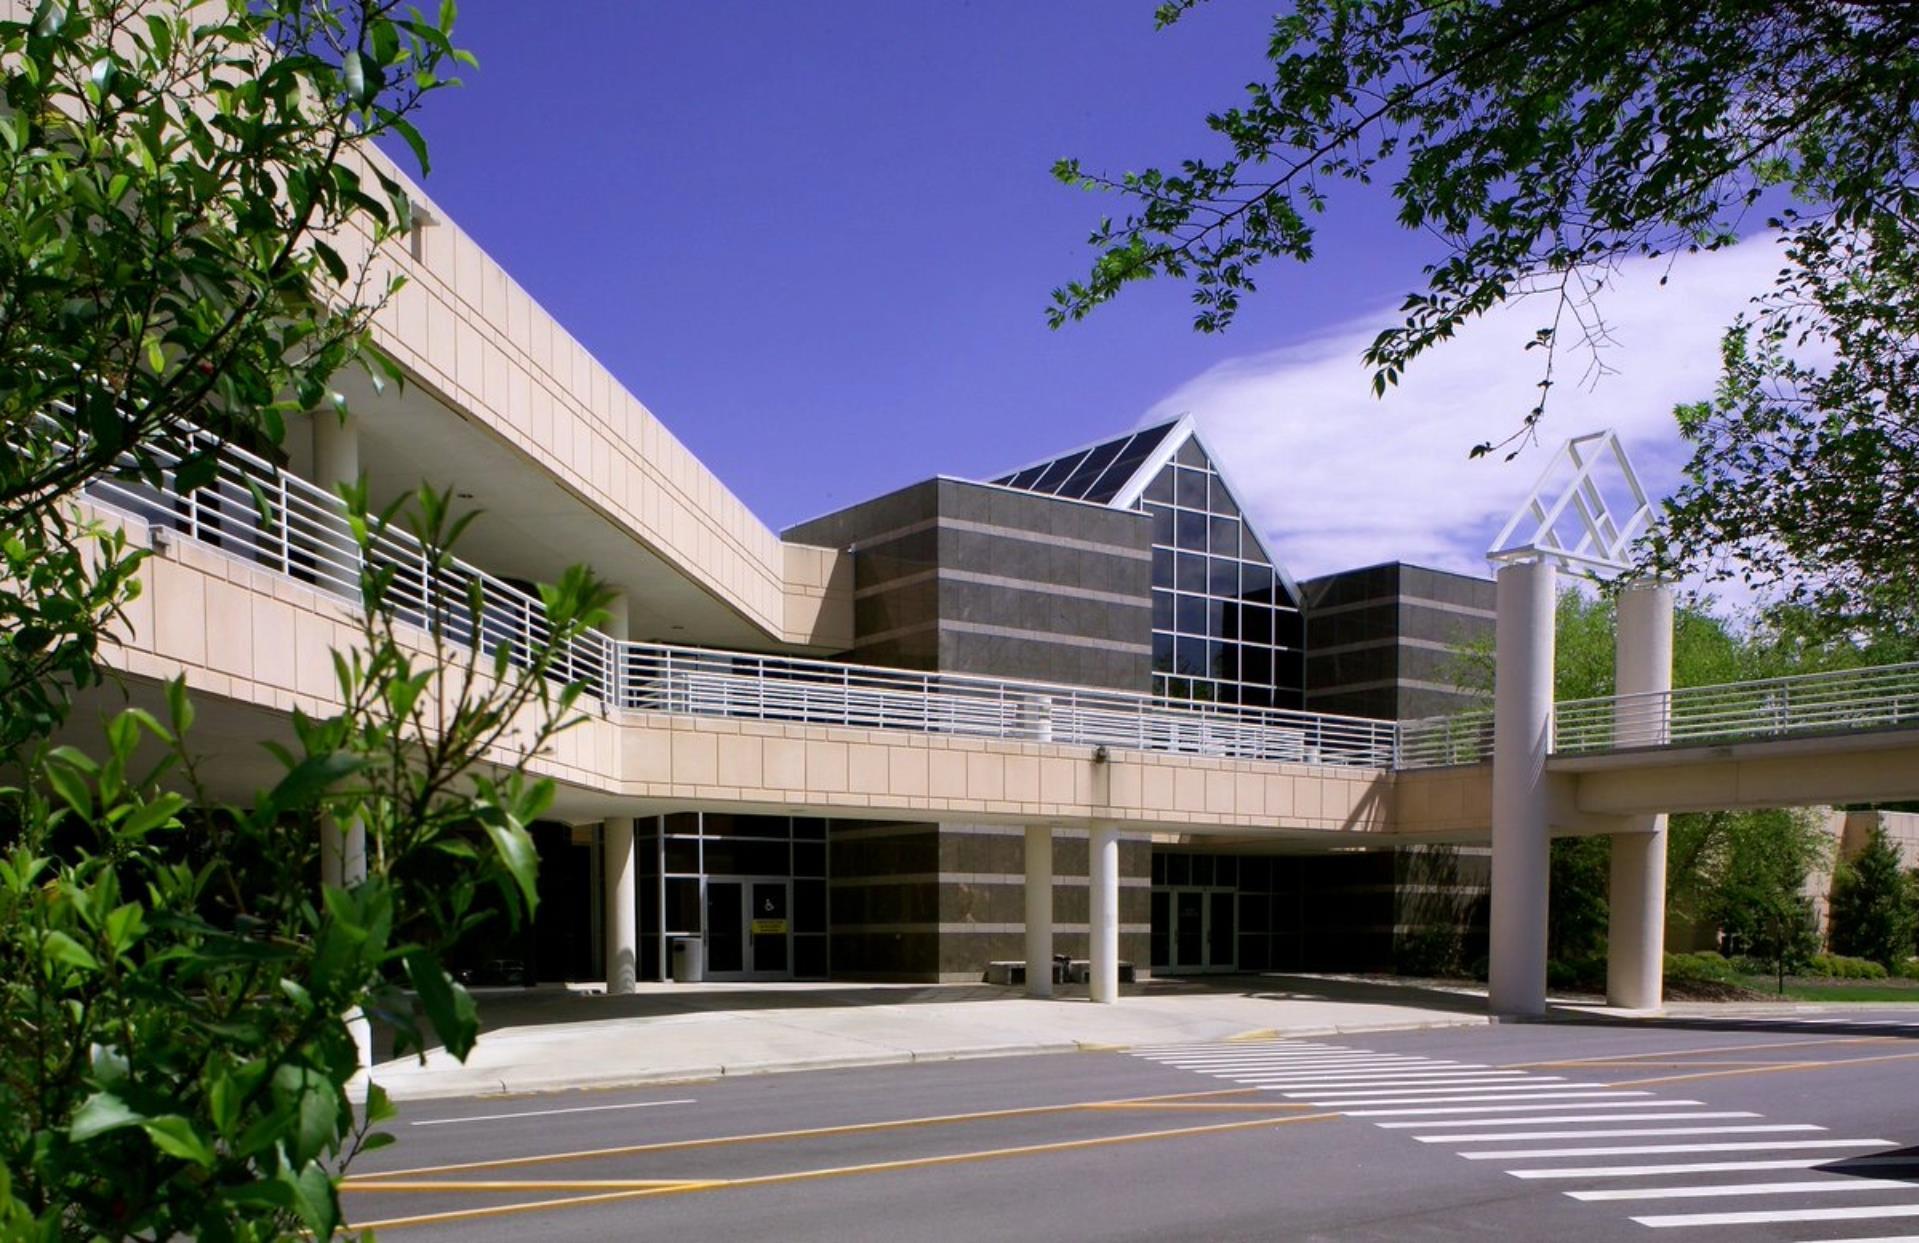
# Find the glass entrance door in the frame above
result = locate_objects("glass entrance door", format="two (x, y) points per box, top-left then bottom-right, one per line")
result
(748, 880), (789, 975)
(705, 878), (791, 980)
(1157, 887), (1235, 973)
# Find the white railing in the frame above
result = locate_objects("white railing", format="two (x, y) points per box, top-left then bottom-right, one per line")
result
(1553, 662), (1919, 755)
(79, 433), (1398, 770)
(86, 428), (1919, 772)
(1395, 709), (1495, 770)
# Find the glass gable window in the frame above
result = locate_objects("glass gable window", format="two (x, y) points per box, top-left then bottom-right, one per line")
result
(991, 421), (1178, 504)
(1132, 440), (1304, 710)
(990, 420), (1305, 710)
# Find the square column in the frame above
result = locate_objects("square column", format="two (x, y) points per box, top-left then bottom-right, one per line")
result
(1088, 825), (1121, 1004)
(1024, 826), (1053, 998)
(1489, 559), (1556, 1017)
(604, 817), (638, 996)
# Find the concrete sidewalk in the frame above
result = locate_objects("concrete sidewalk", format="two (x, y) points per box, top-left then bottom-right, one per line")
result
(365, 975), (1492, 1101)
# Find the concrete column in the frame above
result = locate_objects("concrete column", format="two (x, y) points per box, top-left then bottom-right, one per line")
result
(604, 817), (638, 996)
(1024, 826), (1054, 998)
(1488, 559), (1556, 1017)
(309, 413), (361, 597)
(1088, 825), (1121, 1004)
(312, 412), (359, 491)
(1607, 580), (1675, 1010)
(320, 817), (373, 1071)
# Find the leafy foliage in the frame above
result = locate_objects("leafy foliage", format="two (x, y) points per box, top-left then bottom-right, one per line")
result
(1827, 825), (1919, 969)
(1, 0), (470, 738)
(1054, 0), (1919, 615)
(0, 490), (610, 1240)
(0, 3), (618, 1237)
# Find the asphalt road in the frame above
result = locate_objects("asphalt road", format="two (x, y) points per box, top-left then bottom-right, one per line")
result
(345, 1008), (1919, 1241)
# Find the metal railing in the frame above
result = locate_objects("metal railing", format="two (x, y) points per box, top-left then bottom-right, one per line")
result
(1553, 661), (1919, 755)
(87, 427), (1919, 773)
(1395, 709), (1495, 770)
(80, 433), (1399, 771)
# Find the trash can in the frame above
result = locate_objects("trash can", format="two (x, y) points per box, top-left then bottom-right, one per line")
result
(670, 937), (704, 983)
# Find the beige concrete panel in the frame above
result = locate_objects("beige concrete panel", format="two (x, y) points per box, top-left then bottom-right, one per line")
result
(149, 557), (207, 667)
(966, 752), (1005, 802)
(807, 740), (849, 792)
(848, 743), (889, 795)
(716, 733), (763, 789)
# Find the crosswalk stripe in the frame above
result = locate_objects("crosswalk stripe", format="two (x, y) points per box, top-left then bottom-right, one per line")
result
(1282, 1082), (1604, 1099)
(1377, 1112), (1760, 1129)
(1233, 1074), (1539, 1086)
(1342, 1097), (1697, 1117)
(1574, 1179), (1919, 1202)
(1296, 1090), (1653, 1107)
(1419, 1125), (1825, 1143)
(1140, 1054), (1444, 1066)
(1634, 1203), (1919, 1228)
(1461, 1138), (1891, 1160)
(1510, 1157), (1919, 1180)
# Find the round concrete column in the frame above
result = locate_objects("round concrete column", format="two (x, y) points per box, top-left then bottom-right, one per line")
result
(1024, 826), (1054, 998)
(312, 412), (359, 491)
(604, 817), (638, 996)
(1607, 580), (1674, 1011)
(1489, 559), (1556, 1017)
(320, 818), (372, 1071)
(1088, 825), (1121, 1004)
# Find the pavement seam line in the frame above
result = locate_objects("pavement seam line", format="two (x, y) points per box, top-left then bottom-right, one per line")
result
(1600, 1047), (1919, 1088)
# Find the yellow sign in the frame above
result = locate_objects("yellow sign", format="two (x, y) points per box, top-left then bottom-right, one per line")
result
(750, 919), (788, 935)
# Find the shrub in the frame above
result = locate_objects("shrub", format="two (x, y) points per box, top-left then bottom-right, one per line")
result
(1899, 958), (1919, 982)
(1546, 954), (1606, 991)
(1664, 951), (1741, 985)
(1804, 953), (1890, 980)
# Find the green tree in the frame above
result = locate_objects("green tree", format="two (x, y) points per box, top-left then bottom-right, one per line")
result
(0, 3), (613, 1237)
(1712, 819), (1826, 990)
(1827, 825), (1919, 969)
(1052, 0), (1918, 627)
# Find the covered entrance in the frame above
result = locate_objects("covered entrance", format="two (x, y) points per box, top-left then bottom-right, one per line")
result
(1152, 887), (1235, 973)
(704, 877), (792, 980)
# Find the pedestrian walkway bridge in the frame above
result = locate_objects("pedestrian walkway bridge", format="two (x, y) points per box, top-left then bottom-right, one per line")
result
(84, 433), (1919, 786)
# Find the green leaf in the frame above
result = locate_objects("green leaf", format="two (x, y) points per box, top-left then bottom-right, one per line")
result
(363, 1079), (396, 1127)
(263, 751), (364, 816)
(405, 951), (479, 1060)
(343, 50), (366, 102)
(43, 760), (93, 819)
(481, 820), (540, 917)
(69, 1090), (145, 1142)
(272, 1063), (340, 1166)
(282, 1161), (340, 1240)
(142, 1115), (217, 1167)
(42, 930), (100, 973)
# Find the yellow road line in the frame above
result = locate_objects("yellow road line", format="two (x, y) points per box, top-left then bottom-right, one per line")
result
(349, 1112), (1341, 1232)
(345, 1179), (714, 1193)
(1601, 1047), (1919, 1088)
(346, 1087), (1261, 1181)
(1080, 1101), (1315, 1112)
(1502, 1034), (1892, 1068)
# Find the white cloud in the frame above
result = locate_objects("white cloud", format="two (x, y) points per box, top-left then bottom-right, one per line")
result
(1149, 239), (1785, 588)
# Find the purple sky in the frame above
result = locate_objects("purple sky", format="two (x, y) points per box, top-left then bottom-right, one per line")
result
(401, 3), (1442, 528)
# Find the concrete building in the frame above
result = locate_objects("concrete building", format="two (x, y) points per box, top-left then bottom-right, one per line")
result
(69, 140), (1919, 1030)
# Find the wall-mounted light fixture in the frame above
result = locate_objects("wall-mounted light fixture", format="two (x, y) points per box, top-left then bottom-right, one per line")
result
(1092, 745), (1110, 764)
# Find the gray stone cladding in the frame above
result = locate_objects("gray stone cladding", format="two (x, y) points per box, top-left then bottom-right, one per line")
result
(785, 478), (1154, 693)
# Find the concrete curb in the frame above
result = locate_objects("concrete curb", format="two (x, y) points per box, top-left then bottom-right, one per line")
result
(367, 1015), (1490, 1103)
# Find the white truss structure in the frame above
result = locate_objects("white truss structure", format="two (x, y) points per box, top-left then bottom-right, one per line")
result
(1486, 429), (1655, 576)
